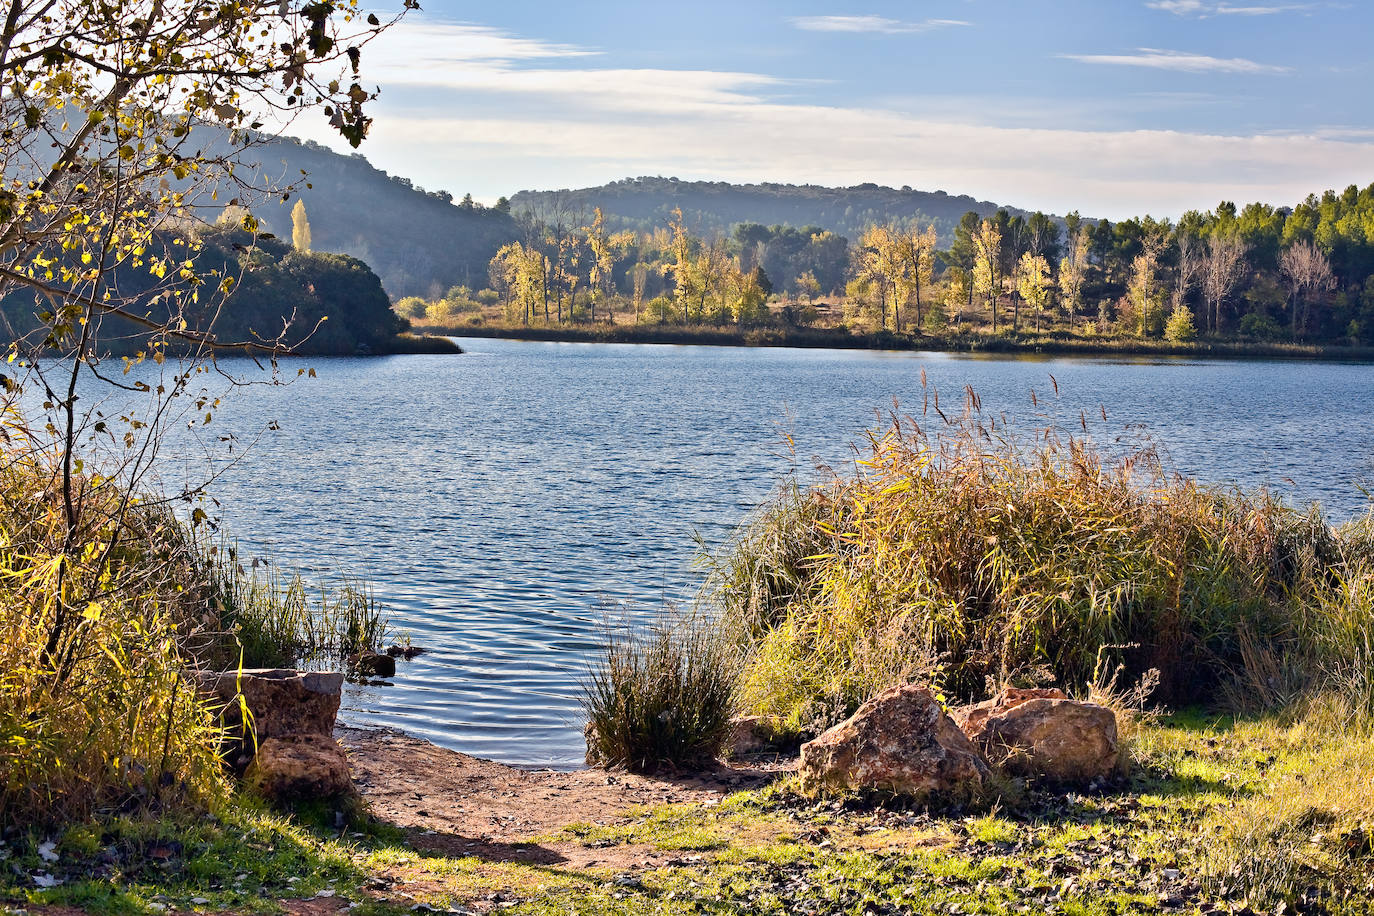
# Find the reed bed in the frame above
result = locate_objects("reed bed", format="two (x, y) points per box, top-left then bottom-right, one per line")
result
(702, 384), (1374, 735)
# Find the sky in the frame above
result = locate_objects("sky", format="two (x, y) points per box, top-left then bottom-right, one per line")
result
(286, 0), (1374, 220)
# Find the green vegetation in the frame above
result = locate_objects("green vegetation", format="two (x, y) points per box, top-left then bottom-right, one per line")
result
(0, 224), (447, 356)
(582, 613), (741, 772)
(5, 708), (1372, 915)
(509, 177), (1014, 248)
(0, 402), (388, 830)
(250, 137), (518, 299)
(406, 181), (1374, 353)
(702, 391), (1374, 734)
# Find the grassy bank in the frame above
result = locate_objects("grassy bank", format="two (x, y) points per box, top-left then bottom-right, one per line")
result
(419, 320), (1374, 362)
(0, 421), (389, 830)
(3, 706), (1371, 916)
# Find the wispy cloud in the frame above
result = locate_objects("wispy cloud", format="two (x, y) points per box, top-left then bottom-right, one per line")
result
(790, 15), (970, 34)
(377, 21), (598, 64)
(1147, 1), (1313, 16)
(1061, 48), (1290, 74)
(282, 18), (1368, 220)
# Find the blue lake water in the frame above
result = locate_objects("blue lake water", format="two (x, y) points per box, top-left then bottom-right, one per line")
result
(175, 338), (1374, 768)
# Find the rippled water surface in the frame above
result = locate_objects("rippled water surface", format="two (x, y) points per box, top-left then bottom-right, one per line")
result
(183, 339), (1374, 767)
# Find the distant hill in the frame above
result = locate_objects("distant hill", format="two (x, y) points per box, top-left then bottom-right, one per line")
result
(246, 138), (517, 299)
(509, 177), (1041, 246)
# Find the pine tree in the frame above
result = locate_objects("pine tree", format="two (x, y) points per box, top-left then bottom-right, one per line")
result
(292, 199), (312, 253)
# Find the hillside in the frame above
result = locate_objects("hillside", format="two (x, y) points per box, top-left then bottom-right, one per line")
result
(509, 177), (1040, 245)
(246, 138), (518, 299)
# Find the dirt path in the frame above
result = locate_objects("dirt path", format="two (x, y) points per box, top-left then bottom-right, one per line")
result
(337, 726), (791, 870)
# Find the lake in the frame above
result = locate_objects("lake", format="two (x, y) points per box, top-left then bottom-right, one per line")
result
(182, 338), (1374, 768)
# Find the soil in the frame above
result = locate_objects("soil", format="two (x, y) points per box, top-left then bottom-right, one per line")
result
(336, 726), (793, 871)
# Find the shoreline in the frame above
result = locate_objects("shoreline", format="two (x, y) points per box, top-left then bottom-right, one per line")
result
(422, 322), (1374, 363)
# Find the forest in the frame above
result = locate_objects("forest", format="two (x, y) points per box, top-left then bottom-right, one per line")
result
(404, 184), (1374, 347)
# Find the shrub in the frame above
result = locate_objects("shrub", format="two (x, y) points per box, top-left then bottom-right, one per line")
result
(0, 448), (229, 828)
(582, 612), (741, 772)
(714, 386), (1371, 731)
(1239, 311), (1283, 341)
(1165, 304), (1198, 342)
(394, 296), (428, 319)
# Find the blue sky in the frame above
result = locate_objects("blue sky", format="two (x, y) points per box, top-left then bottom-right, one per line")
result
(288, 1), (1374, 219)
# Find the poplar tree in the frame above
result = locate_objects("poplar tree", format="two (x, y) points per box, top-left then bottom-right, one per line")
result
(292, 200), (313, 254)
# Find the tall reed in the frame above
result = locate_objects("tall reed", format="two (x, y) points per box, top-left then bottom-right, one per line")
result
(713, 385), (1372, 732)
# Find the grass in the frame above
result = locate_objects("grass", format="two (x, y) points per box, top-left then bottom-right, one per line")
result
(202, 549), (391, 672)
(582, 611), (741, 773)
(423, 315), (1374, 363)
(4, 709), (1372, 915)
(0, 401), (390, 830)
(695, 383), (1374, 737)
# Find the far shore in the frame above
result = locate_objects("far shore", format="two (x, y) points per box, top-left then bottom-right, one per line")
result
(424, 322), (1374, 363)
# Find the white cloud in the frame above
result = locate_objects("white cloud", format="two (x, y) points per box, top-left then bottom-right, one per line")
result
(1060, 48), (1290, 73)
(373, 20), (597, 65)
(790, 15), (970, 34)
(281, 18), (1368, 220)
(1147, 1), (1313, 16)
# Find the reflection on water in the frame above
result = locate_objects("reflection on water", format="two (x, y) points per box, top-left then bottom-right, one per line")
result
(180, 339), (1373, 767)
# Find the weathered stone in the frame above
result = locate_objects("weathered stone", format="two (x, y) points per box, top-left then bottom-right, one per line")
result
(725, 715), (794, 758)
(955, 688), (1119, 785)
(244, 734), (352, 801)
(192, 668), (343, 769)
(951, 687), (1069, 735)
(798, 684), (990, 801)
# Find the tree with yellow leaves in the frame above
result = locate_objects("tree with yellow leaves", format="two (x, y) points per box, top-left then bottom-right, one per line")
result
(1017, 252), (1052, 334)
(972, 219), (1004, 332)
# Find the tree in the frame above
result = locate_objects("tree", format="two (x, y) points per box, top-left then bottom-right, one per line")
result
(1203, 233), (1250, 333)
(1017, 252), (1052, 334)
(972, 219), (1003, 332)
(1, 0), (407, 679)
(1059, 223), (1088, 331)
(901, 225), (937, 330)
(1127, 251), (1163, 337)
(796, 270), (821, 305)
(1165, 304), (1198, 342)
(292, 200), (313, 254)
(1279, 241), (1335, 337)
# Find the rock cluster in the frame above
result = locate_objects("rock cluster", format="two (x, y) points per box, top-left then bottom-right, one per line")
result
(797, 684), (1119, 802)
(192, 667), (352, 802)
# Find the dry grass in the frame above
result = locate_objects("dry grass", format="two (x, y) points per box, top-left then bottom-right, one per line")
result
(712, 381), (1374, 736)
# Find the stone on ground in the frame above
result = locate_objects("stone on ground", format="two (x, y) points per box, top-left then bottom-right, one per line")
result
(192, 668), (344, 770)
(245, 734), (352, 801)
(725, 715), (794, 758)
(954, 687), (1119, 784)
(798, 684), (990, 801)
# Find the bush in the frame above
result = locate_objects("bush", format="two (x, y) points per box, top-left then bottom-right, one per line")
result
(711, 388), (1374, 732)
(394, 296), (428, 319)
(582, 612), (740, 772)
(1239, 311), (1284, 341)
(1165, 304), (1198, 342)
(0, 406), (390, 829)
(0, 448), (229, 828)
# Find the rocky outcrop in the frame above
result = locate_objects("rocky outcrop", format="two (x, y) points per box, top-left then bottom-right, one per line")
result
(954, 688), (1119, 785)
(245, 734), (352, 801)
(192, 668), (344, 773)
(799, 684), (990, 802)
